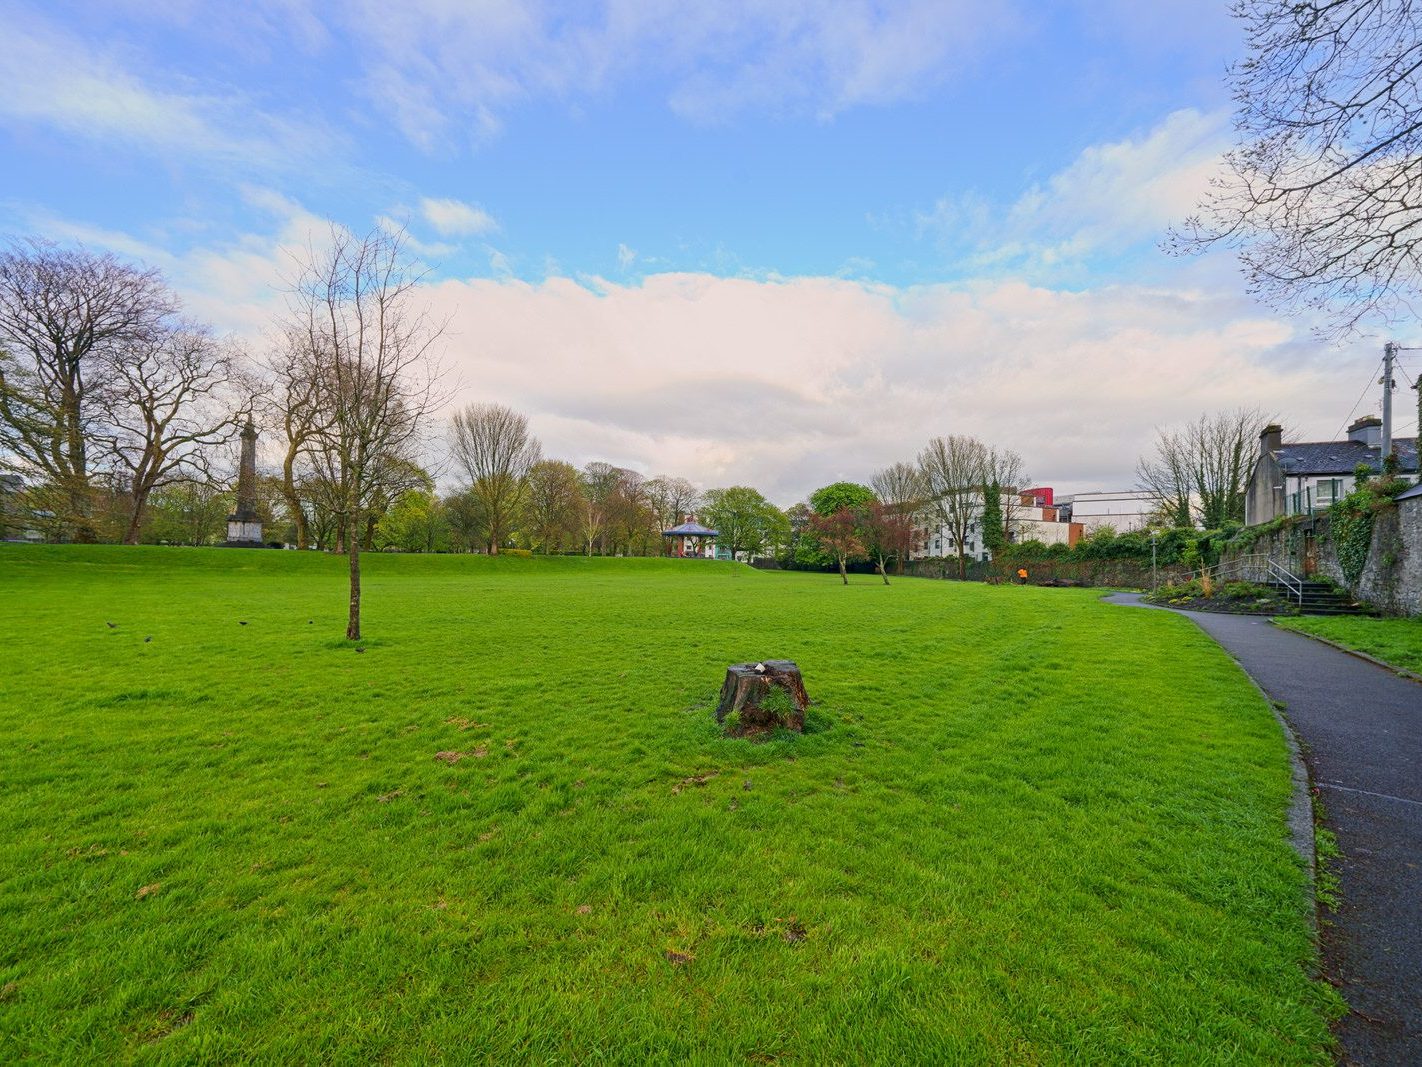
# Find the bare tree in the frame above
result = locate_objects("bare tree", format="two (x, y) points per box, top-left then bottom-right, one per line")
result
(0, 239), (175, 540)
(1170, 0), (1422, 336)
(97, 322), (245, 544)
(644, 475), (700, 553)
(260, 326), (331, 549)
(1135, 430), (1195, 528)
(1137, 407), (1268, 528)
(523, 459), (584, 553)
(289, 224), (443, 640)
(578, 461), (625, 555)
(871, 461), (925, 510)
(870, 461), (924, 575)
(918, 434), (990, 579)
(449, 402), (541, 554)
(985, 445), (1028, 543)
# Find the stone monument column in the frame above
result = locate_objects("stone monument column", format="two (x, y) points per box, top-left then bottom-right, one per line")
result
(225, 420), (265, 546)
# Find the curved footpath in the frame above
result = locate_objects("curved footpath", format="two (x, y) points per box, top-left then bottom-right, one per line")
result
(1107, 593), (1421, 1065)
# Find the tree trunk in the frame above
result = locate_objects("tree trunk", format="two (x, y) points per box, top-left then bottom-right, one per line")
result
(346, 509), (362, 640)
(715, 660), (809, 735)
(957, 551), (967, 580)
(877, 557), (890, 585)
(838, 557), (848, 584)
(281, 449), (309, 550)
(69, 480), (96, 543)
(124, 489), (147, 545)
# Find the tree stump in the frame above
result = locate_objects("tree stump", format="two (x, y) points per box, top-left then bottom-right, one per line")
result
(715, 660), (809, 735)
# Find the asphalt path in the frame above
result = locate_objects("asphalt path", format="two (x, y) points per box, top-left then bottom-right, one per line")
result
(1107, 594), (1422, 1065)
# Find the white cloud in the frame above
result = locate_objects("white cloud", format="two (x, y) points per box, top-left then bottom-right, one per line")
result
(920, 109), (1230, 276)
(617, 243), (637, 270)
(419, 197), (498, 237)
(0, 7), (341, 175)
(418, 270), (1371, 504)
(337, 0), (1019, 148)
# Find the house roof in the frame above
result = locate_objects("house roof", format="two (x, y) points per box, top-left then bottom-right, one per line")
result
(663, 521), (718, 537)
(1395, 481), (1422, 501)
(1273, 439), (1418, 476)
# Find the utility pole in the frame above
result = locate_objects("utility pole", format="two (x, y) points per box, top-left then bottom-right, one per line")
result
(1382, 341), (1397, 461)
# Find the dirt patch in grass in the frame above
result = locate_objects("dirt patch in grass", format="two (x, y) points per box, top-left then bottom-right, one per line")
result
(672, 772), (716, 795)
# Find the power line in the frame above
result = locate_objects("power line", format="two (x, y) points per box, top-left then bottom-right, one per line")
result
(1332, 354), (1386, 442)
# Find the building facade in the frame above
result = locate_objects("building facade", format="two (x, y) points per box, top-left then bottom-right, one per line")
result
(1058, 490), (1157, 534)
(910, 489), (1083, 562)
(1245, 416), (1420, 525)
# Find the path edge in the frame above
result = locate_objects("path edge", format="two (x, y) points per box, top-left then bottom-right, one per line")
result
(1102, 594), (1317, 924)
(1270, 621), (1422, 686)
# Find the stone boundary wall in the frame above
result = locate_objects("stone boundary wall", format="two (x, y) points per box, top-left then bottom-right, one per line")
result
(1224, 497), (1422, 616)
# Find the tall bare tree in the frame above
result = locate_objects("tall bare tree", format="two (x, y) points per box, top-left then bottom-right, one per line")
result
(1171, 0), (1422, 336)
(644, 475), (700, 552)
(289, 224), (443, 640)
(450, 402), (541, 554)
(985, 445), (1028, 543)
(918, 434), (990, 579)
(260, 326), (332, 550)
(578, 461), (625, 555)
(1137, 407), (1268, 529)
(98, 321), (245, 544)
(871, 461), (925, 511)
(0, 239), (175, 540)
(870, 462), (924, 574)
(1135, 430), (1196, 528)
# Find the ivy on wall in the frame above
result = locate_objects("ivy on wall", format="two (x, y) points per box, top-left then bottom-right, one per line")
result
(1329, 495), (1374, 585)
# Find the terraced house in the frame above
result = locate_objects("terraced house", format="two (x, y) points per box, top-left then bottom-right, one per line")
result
(1245, 417), (1420, 525)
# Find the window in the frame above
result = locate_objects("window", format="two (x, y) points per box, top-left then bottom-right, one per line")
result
(1314, 478), (1344, 505)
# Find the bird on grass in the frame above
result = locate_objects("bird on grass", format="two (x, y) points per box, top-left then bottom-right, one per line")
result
(144, 636), (152, 643)
(355, 647), (366, 654)
(239, 621), (248, 626)
(105, 621), (117, 629)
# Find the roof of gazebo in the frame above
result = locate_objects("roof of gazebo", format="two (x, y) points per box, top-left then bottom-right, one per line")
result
(663, 521), (718, 537)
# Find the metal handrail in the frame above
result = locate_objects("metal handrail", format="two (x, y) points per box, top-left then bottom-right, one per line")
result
(1185, 552), (1304, 606)
(1264, 559), (1304, 606)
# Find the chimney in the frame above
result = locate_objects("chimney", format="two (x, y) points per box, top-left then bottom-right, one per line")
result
(1347, 415), (1382, 448)
(1259, 423), (1282, 455)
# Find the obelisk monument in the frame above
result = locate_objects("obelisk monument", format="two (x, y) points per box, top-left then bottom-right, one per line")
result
(225, 420), (264, 546)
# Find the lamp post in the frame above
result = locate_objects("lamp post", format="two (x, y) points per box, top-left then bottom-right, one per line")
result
(1150, 529), (1158, 591)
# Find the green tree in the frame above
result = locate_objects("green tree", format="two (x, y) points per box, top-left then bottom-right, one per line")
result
(981, 483), (1006, 554)
(702, 486), (784, 559)
(809, 481), (875, 516)
(376, 489), (448, 552)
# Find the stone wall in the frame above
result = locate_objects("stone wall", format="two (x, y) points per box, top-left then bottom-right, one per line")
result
(1360, 498), (1422, 616)
(1225, 498), (1422, 616)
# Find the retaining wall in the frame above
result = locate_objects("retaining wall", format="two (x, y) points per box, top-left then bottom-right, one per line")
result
(1225, 497), (1422, 616)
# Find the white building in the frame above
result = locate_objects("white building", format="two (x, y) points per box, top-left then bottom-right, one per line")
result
(1244, 417), (1419, 524)
(1059, 490), (1157, 534)
(910, 490), (1082, 561)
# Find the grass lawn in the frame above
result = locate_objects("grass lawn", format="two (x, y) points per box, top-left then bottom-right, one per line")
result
(0, 547), (1340, 1062)
(1277, 615), (1422, 676)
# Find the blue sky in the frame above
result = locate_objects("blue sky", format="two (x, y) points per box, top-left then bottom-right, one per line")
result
(0, 1), (1400, 500)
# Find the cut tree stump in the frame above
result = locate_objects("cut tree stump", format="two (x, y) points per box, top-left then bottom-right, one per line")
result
(715, 660), (809, 735)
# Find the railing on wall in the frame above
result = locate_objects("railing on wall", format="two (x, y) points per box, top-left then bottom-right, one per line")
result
(1188, 552), (1304, 606)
